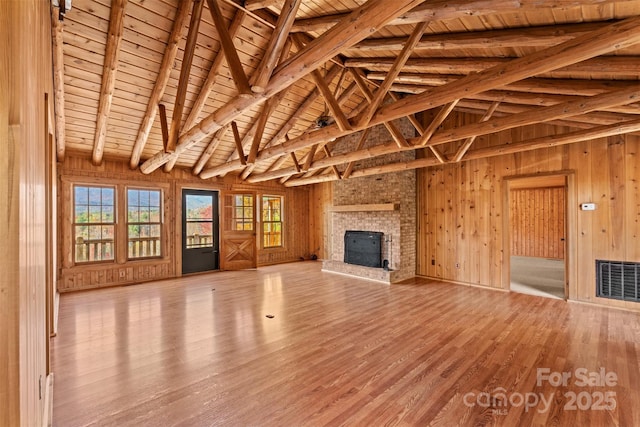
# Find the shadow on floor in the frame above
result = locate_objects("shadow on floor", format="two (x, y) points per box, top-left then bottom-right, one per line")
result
(510, 255), (565, 300)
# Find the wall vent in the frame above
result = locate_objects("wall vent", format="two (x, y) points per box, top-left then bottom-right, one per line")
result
(596, 260), (640, 302)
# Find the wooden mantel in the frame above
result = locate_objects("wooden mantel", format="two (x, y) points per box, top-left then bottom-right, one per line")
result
(329, 203), (399, 212)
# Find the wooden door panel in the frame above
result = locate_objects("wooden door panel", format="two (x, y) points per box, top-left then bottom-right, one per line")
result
(220, 192), (257, 270)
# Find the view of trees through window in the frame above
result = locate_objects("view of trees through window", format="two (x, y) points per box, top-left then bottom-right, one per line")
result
(233, 194), (254, 231)
(185, 194), (214, 249)
(128, 189), (162, 259)
(74, 185), (115, 263)
(262, 195), (282, 248)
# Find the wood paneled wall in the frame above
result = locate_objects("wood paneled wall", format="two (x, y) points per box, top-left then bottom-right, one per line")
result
(308, 182), (332, 260)
(1, 0), (53, 424)
(58, 155), (312, 291)
(510, 187), (565, 259)
(417, 112), (640, 311)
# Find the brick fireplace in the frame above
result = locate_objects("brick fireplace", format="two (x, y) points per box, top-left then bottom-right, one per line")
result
(321, 120), (417, 283)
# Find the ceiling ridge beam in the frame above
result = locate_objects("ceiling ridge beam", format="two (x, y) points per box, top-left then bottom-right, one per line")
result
(91, 0), (128, 166)
(284, 118), (640, 187)
(129, 0), (192, 169)
(141, 0), (425, 175)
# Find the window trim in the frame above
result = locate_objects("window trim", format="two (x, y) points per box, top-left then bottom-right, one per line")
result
(126, 186), (164, 260)
(260, 194), (284, 249)
(72, 184), (116, 265)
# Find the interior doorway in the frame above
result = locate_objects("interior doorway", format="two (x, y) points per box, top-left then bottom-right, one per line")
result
(507, 175), (567, 300)
(182, 189), (220, 274)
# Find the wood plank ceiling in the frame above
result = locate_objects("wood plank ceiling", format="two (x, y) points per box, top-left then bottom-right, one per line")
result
(54, 0), (640, 186)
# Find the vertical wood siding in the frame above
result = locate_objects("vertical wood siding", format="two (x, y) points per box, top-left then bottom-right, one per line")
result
(510, 187), (565, 259)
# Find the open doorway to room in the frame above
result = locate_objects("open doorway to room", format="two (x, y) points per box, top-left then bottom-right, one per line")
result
(507, 175), (567, 300)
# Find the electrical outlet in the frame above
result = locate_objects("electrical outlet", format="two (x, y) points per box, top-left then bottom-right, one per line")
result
(119, 270), (125, 279)
(431, 259), (435, 266)
(455, 263), (460, 269)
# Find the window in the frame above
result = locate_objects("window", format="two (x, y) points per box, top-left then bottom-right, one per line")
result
(127, 188), (162, 259)
(233, 194), (254, 231)
(74, 185), (115, 263)
(262, 195), (283, 248)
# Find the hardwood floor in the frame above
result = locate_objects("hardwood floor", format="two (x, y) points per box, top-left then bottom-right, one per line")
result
(52, 262), (640, 426)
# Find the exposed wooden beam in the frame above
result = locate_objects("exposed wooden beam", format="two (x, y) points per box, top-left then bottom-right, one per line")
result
(250, 0), (302, 93)
(346, 56), (640, 79)
(91, 0), (128, 166)
(386, 80), (640, 115)
(166, 0), (204, 154)
(51, 7), (66, 162)
(369, 73), (640, 98)
(452, 101), (500, 162)
(360, 21), (428, 127)
(284, 118), (640, 187)
(226, 119), (259, 162)
(350, 21), (610, 52)
(192, 125), (230, 175)
(256, 16), (640, 162)
(158, 104), (169, 152)
(231, 121), (247, 165)
(290, 152), (301, 172)
(310, 68), (352, 132)
(247, 104), (272, 165)
(341, 128), (370, 180)
(246, 39), (293, 165)
(302, 145), (317, 171)
(418, 100), (459, 146)
(349, 67), (410, 148)
(263, 65), (341, 149)
(250, 86), (640, 182)
(244, 0), (282, 10)
(142, 0), (425, 175)
(388, 92), (425, 136)
(290, 0), (627, 33)
(322, 146), (342, 180)
(182, 10), (246, 132)
(428, 146), (447, 163)
(129, 0), (191, 169)
(207, 0), (251, 96)
(452, 100), (639, 131)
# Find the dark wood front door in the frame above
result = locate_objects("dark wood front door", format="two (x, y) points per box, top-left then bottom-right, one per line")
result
(182, 189), (219, 274)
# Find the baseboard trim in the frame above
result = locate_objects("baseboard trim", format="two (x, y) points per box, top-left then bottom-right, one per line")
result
(321, 268), (391, 285)
(415, 275), (509, 293)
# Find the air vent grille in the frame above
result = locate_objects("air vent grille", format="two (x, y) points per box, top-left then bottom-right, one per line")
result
(596, 260), (640, 302)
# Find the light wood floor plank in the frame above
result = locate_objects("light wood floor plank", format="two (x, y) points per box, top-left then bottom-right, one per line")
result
(52, 262), (640, 426)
